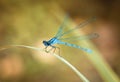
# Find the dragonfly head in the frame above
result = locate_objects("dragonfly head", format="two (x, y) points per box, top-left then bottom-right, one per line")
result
(43, 40), (50, 46)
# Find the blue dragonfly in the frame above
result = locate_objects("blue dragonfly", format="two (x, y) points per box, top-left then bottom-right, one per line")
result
(43, 16), (98, 54)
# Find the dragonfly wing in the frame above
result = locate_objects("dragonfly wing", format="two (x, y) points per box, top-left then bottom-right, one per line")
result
(59, 33), (99, 42)
(58, 17), (96, 38)
(57, 41), (92, 53)
(55, 15), (69, 38)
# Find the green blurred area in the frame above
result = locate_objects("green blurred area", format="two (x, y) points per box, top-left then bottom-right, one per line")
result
(0, 0), (120, 82)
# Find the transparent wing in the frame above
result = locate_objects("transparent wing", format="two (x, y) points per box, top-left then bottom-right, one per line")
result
(58, 17), (96, 38)
(59, 33), (99, 42)
(55, 15), (69, 38)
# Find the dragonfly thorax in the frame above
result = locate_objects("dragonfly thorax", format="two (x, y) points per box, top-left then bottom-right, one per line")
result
(43, 37), (59, 47)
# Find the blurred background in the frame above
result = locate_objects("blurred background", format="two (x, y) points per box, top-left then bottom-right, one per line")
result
(0, 0), (120, 82)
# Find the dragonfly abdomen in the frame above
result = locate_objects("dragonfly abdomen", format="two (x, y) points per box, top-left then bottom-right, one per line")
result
(57, 41), (92, 53)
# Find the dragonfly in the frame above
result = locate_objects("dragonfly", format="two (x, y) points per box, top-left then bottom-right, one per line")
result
(43, 16), (98, 54)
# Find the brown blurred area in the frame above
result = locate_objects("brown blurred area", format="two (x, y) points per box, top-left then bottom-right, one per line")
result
(0, 0), (120, 82)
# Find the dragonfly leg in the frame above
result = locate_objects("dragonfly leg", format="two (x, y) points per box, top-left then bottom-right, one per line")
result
(44, 46), (50, 53)
(47, 47), (54, 53)
(44, 46), (55, 53)
(44, 46), (60, 55)
(51, 46), (60, 56)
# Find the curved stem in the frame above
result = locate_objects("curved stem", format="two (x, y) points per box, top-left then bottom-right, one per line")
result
(0, 45), (90, 82)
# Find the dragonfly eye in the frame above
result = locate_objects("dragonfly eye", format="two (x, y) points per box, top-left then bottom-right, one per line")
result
(43, 40), (49, 46)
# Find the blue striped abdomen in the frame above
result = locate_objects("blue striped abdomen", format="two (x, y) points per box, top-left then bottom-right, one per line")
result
(57, 41), (92, 53)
